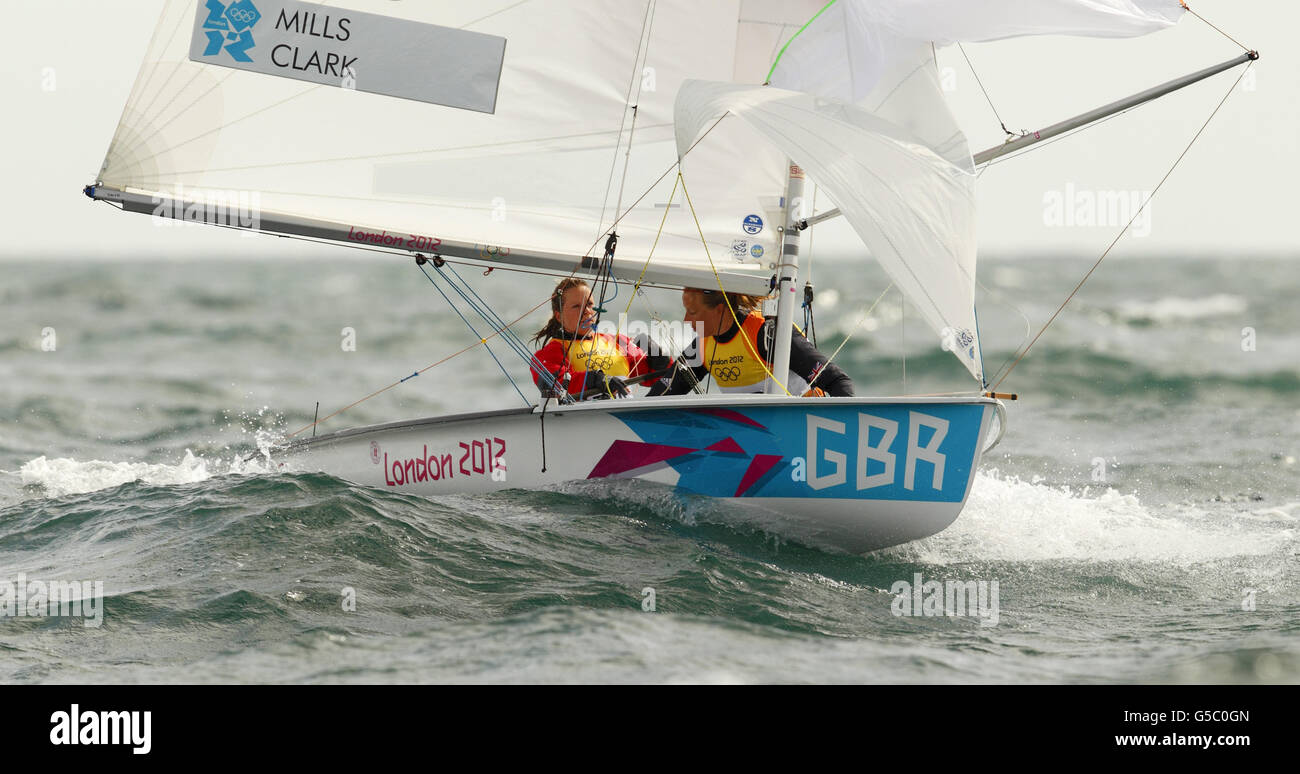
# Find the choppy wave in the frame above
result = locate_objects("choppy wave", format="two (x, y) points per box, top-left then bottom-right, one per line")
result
(1, 455), (1296, 683)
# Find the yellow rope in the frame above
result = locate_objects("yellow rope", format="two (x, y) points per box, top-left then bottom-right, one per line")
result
(623, 174), (678, 317)
(678, 170), (793, 397)
(615, 173), (680, 354)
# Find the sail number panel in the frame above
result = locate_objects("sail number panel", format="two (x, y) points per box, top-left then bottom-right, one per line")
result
(189, 0), (507, 112)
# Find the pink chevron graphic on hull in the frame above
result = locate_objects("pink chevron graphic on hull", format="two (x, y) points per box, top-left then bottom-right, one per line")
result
(587, 441), (695, 479)
(735, 454), (783, 496)
(705, 437), (745, 454)
(692, 408), (765, 429)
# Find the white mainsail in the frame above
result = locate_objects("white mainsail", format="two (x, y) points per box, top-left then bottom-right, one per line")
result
(97, 0), (824, 291)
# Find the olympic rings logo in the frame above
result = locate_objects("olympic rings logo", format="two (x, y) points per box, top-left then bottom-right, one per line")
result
(586, 354), (616, 371)
(478, 244), (511, 260)
(228, 8), (257, 23)
(713, 366), (742, 382)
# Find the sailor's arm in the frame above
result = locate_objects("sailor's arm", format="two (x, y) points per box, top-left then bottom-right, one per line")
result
(789, 333), (854, 396)
(646, 338), (707, 396)
(530, 341), (570, 393)
(758, 320), (855, 397)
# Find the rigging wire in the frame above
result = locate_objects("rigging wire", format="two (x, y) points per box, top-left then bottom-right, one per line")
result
(424, 258), (569, 402)
(611, 174), (707, 393)
(611, 0), (658, 227)
(621, 175), (680, 317)
(513, 116), (732, 404)
(596, 0), (657, 240)
(991, 61), (1252, 392)
(441, 262), (541, 361)
(957, 43), (1021, 138)
(284, 297), (551, 439)
(577, 114), (728, 263)
(805, 282), (895, 390)
(975, 277), (1035, 390)
(610, 172), (707, 395)
(1180, 1), (1252, 53)
(415, 261), (532, 406)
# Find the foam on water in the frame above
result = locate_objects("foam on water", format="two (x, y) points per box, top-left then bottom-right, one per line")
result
(10, 447), (278, 501)
(17, 451), (214, 498)
(887, 470), (1284, 565)
(1113, 293), (1249, 324)
(3, 421), (288, 503)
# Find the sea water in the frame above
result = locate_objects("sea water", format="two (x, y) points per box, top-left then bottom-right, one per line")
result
(0, 255), (1295, 683)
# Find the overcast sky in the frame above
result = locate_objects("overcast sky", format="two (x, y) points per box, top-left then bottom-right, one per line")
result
(2, 0), (1294, 261)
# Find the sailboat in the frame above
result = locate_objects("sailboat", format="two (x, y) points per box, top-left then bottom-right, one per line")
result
(85, 0), (1254, 553)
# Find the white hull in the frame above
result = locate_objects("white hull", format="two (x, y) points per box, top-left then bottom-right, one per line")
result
(272, 395), (1000, 553)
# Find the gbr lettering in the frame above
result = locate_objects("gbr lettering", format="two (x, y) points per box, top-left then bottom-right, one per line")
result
(806, 412), (948, 492)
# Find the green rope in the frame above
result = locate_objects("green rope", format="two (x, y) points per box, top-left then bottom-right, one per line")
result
(765, 0), (838, 84)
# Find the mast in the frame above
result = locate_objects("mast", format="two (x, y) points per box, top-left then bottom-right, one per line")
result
(767, 162), (805, 394)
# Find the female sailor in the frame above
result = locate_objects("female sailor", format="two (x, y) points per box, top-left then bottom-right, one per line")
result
(531, 278), (672, 400)
(648, 288), (854, 397)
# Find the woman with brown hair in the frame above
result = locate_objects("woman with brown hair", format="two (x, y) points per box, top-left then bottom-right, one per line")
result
(531, 278), (672, 400)
(647, 287), (854, 397)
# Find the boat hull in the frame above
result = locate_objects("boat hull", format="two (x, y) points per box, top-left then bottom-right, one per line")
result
(273, 395), (999, 553)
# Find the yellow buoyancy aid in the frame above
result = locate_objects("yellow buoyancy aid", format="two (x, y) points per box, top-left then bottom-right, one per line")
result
(562, 333), (632, 377)
(701, 314), (769, 393)
(700, 313), (827, 396)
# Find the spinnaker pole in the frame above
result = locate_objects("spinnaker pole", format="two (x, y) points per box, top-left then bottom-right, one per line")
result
(795, 51), (1258, 230)
(973, 50), (1258, 165)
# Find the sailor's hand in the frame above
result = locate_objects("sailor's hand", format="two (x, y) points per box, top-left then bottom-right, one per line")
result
(538, 372), (570, 399)
(588, 370), (630, 399)
(633, 334), (672, 372)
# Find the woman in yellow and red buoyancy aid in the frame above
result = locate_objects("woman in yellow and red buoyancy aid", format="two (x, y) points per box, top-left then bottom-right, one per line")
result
(647, 288), (855, 397)
(530, 278), (672, 400)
